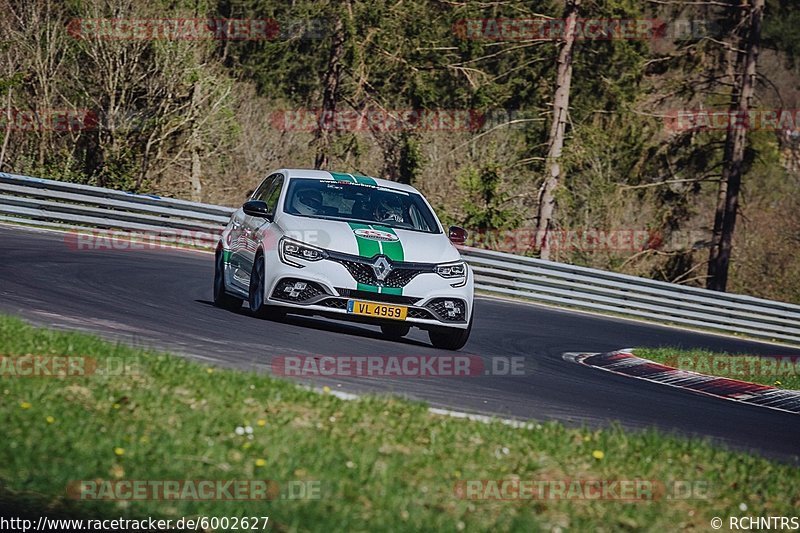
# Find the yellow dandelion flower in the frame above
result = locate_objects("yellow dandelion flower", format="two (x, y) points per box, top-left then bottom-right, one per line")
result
(114, 447), (125, 456)
(46, 416), (55, 424)
(255, 458), (267, 467)
(20, 402), (31, 409)
(257, 419), (266, 427)
(113, 403), (120, 409)
(322, 386), (331, 394)
(592, 450), (605, 460)
(206, 368), (214, 374)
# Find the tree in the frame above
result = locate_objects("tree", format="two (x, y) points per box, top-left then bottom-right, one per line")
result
(313, 2), (349, 169)
(535, 0), (581, 261)
(459, 159), (519, 233)
(706, 0), (765, 291)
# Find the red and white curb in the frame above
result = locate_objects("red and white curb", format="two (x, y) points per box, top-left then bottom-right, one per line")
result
(563, 350), (800, 416)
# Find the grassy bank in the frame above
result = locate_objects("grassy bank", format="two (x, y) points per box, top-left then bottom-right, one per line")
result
(1, 315), (798, 531)
(635, 347), (800, 391)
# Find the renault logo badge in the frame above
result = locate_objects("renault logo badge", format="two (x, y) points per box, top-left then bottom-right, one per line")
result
(372, 256), (392, 281)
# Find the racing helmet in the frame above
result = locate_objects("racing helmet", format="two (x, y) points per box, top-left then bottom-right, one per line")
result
(374, 193), (404, 223)
(293, 187), (323, 215)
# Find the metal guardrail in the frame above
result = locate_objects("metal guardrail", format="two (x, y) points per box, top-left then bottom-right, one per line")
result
(460, 247), (800, 344)
(1, 171), (799, 345)
(0, 172), (232, 247)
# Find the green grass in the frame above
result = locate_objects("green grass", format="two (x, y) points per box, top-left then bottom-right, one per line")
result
(1, 315), (799, 532)
(636, 347), (800, 391)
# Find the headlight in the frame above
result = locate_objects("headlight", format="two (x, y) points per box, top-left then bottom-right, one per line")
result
(279, 237), (328, 267)
(435, 261), (466, 278)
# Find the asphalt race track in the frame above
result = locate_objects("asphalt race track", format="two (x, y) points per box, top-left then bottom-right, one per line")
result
(1, 224), (799, 460)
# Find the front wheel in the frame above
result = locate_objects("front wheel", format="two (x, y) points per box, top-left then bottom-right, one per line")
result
(213, 248), (242, 310)
(248, 252), (284, 320)
(428, 314), (472, 351)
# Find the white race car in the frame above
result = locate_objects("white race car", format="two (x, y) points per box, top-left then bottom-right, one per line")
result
(213, 169), (474, 350)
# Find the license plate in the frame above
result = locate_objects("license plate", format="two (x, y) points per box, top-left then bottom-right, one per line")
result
(347, 300), (407, 320)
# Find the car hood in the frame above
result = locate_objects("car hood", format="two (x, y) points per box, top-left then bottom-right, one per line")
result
(276, 213), (462, 264)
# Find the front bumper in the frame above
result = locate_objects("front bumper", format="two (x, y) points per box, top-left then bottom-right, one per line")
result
(261, 248), (474, 330)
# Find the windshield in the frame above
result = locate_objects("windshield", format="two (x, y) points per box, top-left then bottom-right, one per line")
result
(283, 178), (441, 234)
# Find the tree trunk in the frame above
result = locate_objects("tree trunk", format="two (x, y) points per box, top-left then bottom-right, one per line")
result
(706, 0), (764, 291)
(314, 9), (346, 170)
(0, 88), (12, 170)
(189, 82), (202, 202)
(535, 0), (580, 261)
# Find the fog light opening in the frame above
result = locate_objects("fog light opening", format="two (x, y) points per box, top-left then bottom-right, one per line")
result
(443, 300), (463, 318)
(283, 281), (308, 298)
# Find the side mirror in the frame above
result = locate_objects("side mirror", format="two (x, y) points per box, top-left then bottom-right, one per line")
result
(448, 226), (468, 245)
(243, 200), (273, 220)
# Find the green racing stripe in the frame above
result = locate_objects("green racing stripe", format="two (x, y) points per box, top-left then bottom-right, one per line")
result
(347, 222), (380, 259)
(352, 174), (377, 186)
(328, 171), (378, 187)
(347, 222), (405, 295)
(372, 225), (404, 262)
(329, 171), (355, 183)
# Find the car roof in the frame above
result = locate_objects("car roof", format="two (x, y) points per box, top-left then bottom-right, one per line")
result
(276, 168), (421, 194)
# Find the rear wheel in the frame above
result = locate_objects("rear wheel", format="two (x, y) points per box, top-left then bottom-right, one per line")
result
(248, 252), (284, 320)
(428, 314), (472, 351)
(213, 248), (242, 310)
(380, 323), (410, 340)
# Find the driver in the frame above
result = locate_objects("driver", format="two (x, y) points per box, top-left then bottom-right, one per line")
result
(293, 187), (323, 215)
(373, 193), (404, 223)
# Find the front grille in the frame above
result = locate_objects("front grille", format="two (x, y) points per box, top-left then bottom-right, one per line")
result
(271, 278), (325, 302)
(426, 298), (467, 322)
(319, 298), (348, 309)
(384, 268), (423, 287)
(335, 288), (419, 305)
(338, 259), (424, 288)
(408, 308), (435, 320)
(340, 260), (376, 285)
(328, 250), (435, 289)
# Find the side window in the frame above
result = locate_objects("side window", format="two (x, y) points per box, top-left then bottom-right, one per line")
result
(263, 175), (285, 214)
(251, 174), (277, 201)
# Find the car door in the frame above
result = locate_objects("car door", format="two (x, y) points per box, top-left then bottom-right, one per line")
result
(230, 174), (276, 291)
(240, 173), (284, 276)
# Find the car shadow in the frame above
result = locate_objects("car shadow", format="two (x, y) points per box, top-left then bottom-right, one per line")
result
(194, 300), (432, 348)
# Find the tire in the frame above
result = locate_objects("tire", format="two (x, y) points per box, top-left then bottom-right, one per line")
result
(428, 314), (473, 351)
(213, 248), (242, 310)
(248, 251), (284, 320)
(381, 323), (410, 340)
